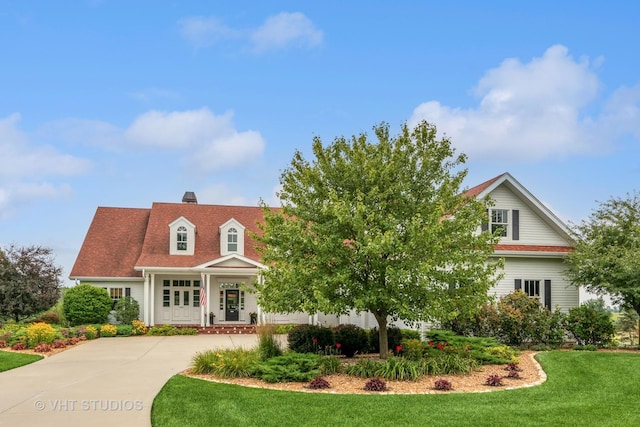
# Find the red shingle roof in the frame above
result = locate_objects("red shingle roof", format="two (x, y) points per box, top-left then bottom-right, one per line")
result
(463, 173), (506, 198)
(70, 207), (150, 278)
(494, 244), (573, 253)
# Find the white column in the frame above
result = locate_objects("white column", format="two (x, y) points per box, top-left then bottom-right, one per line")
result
(149, 273), (155, 326)
(206, 274), (211, 325)
(143, 272), (149, 325)
(200, 273), (206, 327)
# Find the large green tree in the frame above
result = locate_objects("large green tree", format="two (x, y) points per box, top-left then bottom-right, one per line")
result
(565, 192), (640, 339)
(255, 121), (501, 358)
(0, 245), (63, 322)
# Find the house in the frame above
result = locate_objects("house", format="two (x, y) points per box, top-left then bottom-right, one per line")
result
(69, 172), (579, 327)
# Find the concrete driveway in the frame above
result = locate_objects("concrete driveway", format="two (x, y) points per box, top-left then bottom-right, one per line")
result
(0, 335), (260, 426)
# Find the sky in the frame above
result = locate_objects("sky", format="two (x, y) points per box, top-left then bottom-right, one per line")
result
(1, 1), (639, 289)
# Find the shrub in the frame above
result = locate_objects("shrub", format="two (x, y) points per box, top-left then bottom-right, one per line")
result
(249, 352), (322, 383)
(34, 343), (52, 353)
(368, 326), (402, 353)
(0, 340), (6, 348)
(364, 378), (387, 392)
(99, 324), (118, 337)
(485, 374), (503, 386)
(566, 300), (615, 346)
(274, 324), (297, 334)
(307, 376), (331, 389)
(148, 325), (180, 336)
(63, 284), (112, 326)
(116, 324), (132, 336)
(11, 342), (27, 350)
(402, 338), (424, 361)
(573, 344), (597, 351)
(333, 324), (368, 357)
(400, 329), (422, 341)
(65, 337), (79, 346)
(318, 355), (342, 375)
(177, 327), (198, 335)
(51, 339), (66, 349)
(34, 312), (61, 325)
(113, 297), (140, 324)
(26, 322), (57, 347)
(84, 325), (98, 340)
(287, 324), (334, 354)
(257, 324), (283, 360)
(131, 320), (147, 336)
(192, 348), (259, 377)
(434, 379), (453, 391)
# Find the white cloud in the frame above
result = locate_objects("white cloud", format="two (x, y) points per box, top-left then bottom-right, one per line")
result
(250, 12), (323, 53)
(125, 108), (265, 172)
(197, 183), (253, 206)
(409, 45), (640, 161)
(178, 16), (241, 48)
(0, 114), (91, 178)
(178, 12), (323, 53)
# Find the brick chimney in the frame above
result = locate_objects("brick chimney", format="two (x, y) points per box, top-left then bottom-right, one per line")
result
(182, 191), (198, 204)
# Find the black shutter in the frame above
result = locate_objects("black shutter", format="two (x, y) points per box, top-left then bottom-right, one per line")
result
(125, 287), (131, 297)
(481, 209), (489, 232)
(544, 280), (551, 309)
(515, 279), (522, 290)
(512, 209), (519, 240)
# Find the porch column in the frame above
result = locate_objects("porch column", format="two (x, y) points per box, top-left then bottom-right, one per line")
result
(200, 273), (206, 327)
(206, 274), (211, 326)
(256, 274), (263, 325)
(149, 273), (155, 326)
(143, 273), (149, 325)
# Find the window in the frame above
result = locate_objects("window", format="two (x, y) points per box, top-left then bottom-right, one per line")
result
(228, 227), (238, 252)
(163, 290), (170, 307)
(193, 290), (200, 307)
(104, 287), (130, 309)
(524, 280), (540, 297)
(491, 209), (509, 237)
(177, 226), (187, 251)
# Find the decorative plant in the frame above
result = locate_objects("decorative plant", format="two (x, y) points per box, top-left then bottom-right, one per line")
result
(307, 376), (331, 389)
(364, 378), (387, 392)
(99, 324), (118, 337)
(434, 378), (453, 391)
(507, 370), (521, 379)
(131, 320), (147, 336)
(11, 342), (27, 350)
(26, 322), (56, 347)
(52, 339), (67, 349)
(34, 343), (52, 353)
(485, 374), (504, 386)
(504, 362), (522, 372)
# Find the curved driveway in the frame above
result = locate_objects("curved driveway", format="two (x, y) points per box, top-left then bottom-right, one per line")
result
(0, 335), (260, 426)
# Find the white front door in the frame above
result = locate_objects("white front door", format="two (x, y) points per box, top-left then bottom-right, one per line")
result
(172, 289), (191, 322)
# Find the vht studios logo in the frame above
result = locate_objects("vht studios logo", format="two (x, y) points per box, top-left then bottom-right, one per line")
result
(34, 399), (144, 412)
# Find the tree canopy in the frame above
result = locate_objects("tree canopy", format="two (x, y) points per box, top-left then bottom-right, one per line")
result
(565, 192), (640, 337)
(0, 245), (63, 322)
(254, 121), (501, 357)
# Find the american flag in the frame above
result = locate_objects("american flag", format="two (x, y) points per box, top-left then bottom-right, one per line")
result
(200, 282), (206, 307)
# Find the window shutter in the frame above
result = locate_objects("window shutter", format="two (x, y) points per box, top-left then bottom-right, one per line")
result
(512, 209), (519, 240)
(514, 279), (522, 290)
(481, 209), (489, 232)
(544, 280), (551, 309)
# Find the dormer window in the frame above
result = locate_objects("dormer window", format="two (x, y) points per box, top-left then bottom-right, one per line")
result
(177, 226), (188, 251)
(220, 218), (245, 256)
(169, 217), (195, 255)
(227, 228), (238, 252)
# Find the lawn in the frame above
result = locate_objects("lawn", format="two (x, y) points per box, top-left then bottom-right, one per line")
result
(0, 350), (43, 372)
(152, 351), (640, 427)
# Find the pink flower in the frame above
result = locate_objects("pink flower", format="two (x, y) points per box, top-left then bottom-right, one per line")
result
(395, 345), (402, 353)
(336, 343), (341, 349)
(312, 337), (318, 344)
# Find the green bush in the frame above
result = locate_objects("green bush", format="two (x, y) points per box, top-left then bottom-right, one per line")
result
(333, 324), (368, 357)
(63, 284), (112, 326)
(116, 324), (132, 336)
(368, 326), (402, 353)
(178, 327), (198, 335)
(400, 329), (422, 341)
(249, 352), (322, 383)
(148, 325), (180, 336)
(566, 299), (615, 346)
(287, 324), (334, 353)
(401, 338), (424, 361)
(84, 325), (98, 340)
(257, 324), (283, 360)
(113, 297), (140, 324)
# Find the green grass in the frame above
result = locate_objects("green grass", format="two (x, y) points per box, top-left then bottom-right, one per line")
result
(0, 350), (43, 372)
(152, 351), (640, 426)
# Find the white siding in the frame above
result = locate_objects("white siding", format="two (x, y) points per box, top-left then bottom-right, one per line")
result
(489, 185), (568, 246)
(492, 257), (579, 312)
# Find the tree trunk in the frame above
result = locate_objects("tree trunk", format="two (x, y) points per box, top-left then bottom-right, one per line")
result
(373, 311), (388, 359)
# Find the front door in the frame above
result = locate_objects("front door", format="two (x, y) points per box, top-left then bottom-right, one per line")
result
(225, 289), (239, 321)
(172, 289), (191, 322)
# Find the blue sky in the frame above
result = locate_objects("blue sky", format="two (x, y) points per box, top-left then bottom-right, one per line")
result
(1, 1), (639, 286)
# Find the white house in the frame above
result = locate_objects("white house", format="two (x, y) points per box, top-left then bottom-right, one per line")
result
(69, 173), (579, 327)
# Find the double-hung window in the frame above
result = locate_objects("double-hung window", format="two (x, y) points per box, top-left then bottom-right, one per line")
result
(491, 209), (509, 237)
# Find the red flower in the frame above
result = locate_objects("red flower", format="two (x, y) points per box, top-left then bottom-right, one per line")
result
(428, 341), (434, 347)
(395, 345), (403, 353)
(312, 337), (318, 344)
(336, 343), (341, 349)
(437, 342), (445, 351)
